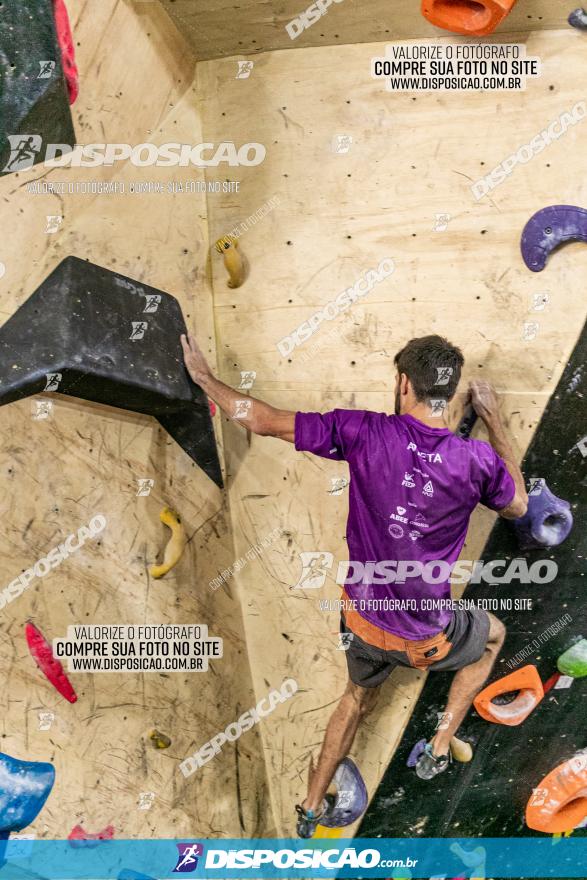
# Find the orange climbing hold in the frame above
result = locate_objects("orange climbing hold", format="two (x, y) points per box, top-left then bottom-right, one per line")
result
(473, 664), (544, 726)
(526, 753), (587, 833)
(421, 0), (518, 36)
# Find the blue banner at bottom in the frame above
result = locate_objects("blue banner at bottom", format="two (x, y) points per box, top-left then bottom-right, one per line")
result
(0, 837), (586, 879)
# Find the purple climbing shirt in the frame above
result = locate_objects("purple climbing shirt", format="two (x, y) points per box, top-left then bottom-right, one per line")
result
(295, 410), (515, 639)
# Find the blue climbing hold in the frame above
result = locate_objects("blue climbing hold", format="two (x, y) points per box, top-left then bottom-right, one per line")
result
(0, 752), (55, 834)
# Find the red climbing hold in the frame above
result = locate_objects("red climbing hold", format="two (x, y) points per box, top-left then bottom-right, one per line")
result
(208, 399), (217, 417)
(25, 622), (78, 704)
(68, 824), (115, 847)
(542, 672), (562, 694)
(52, 0), (79, 104)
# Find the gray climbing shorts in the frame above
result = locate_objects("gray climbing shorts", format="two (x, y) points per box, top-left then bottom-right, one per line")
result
(342, 608), (491, 689)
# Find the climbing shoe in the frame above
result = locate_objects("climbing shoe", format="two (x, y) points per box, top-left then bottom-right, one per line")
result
(295, 796), (335, 839)
(415, 743), (451, 780)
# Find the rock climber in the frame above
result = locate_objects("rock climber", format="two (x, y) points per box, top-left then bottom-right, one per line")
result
(181, 332), (528, 838)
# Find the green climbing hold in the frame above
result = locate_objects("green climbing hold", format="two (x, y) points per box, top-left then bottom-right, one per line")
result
(557, 638), (587, 678)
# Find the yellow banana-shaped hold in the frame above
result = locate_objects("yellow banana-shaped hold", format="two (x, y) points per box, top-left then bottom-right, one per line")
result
(450, 736), (473, 763)
(150, 507), (187, 579)
(215, 235), (245, 288)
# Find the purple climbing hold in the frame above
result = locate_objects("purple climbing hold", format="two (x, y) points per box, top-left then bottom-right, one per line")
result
(520, 205), (587, 271)
(512, 480), (573, 550)
(407, 738), (427, 768)
(319, 757), (368, 827)
(569, 8), (587, 29)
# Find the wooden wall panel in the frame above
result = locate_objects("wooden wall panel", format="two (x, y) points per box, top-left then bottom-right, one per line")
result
(1, 0), (583, 844)
(198, 28), (587, 834)
(0, 0), (272, 840)
(158, 0), (569, 60)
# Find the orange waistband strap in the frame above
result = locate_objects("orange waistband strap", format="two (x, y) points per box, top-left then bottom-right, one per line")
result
(340, 589), (441, 652)
(342, 592), (405, 651)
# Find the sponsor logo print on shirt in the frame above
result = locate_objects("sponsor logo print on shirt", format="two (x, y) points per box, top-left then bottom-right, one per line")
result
(422, 480), (434, 497)
(402, 472), (415, 488)
(406, 441), (443, 464)
(408, 529), (422, 542)
(388, 523), (404, 539)
(389, 506), (408, 524)
(409, 512), (430, 529)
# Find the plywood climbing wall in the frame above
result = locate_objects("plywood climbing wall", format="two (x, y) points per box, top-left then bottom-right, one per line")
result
(1, 0), (585, 849)
(159, 0), (567, 60)
(0, 0), (272, 841)
(197, 25), (587, 835)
